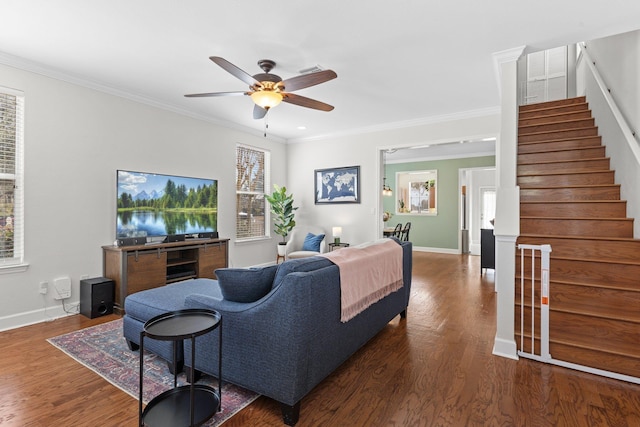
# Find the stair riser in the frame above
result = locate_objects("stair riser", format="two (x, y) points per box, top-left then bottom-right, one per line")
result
(515, 307), (639, 352)
(514, 337), (640, 378)
(520, 218), (633, 238)
(518, 137), (602, 154)
(518, 147), (606, 164)
(516, 258), (640, 289)
(520, 186), (620, 201)
(520, 202), (627, 218)
(518, 158), (610, 174)
(516, 236), (640, 263)
(519, 110), (592, 126)
(548, 343), (640, 379)
(519, 128), (598, 143)
(519, 118), (595, 135)
(516, 281), (640, 323)
(517, 171), (615, 187)
(519, 103), (589, 119)
(520, 96), (587, 112)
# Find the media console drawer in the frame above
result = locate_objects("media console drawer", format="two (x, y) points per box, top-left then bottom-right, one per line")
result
(102, 238), (229, 314)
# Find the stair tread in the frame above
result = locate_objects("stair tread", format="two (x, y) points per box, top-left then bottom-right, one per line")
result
(518, 157), (609, 166)
(519, 233), (640, 243)
(518, 110), (591, 121)
(518, 170), (611, 177)
(518, 126), (597, 136)
(515, 302), (640, 325)
(521, 216), (632, 220)
(519, 97), (587, 112)
(518, 136), (601, 146)
(516, 275), (640, 286)
(515, 332), (640, 360)
(518, 146), (604, 155)
(521, 200), (626, 204)
(518, 117), (595, 130)
(520, 184), (620, 189)
(516, 254), (640, 266)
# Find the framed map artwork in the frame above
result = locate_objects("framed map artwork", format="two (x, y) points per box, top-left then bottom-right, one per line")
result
(314, 166), (360, 204)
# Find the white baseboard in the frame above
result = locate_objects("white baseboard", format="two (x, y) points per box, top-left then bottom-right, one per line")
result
(412, 246), (463, 255)
(493, 337), (519, 360)
(0, 300), (79, 332)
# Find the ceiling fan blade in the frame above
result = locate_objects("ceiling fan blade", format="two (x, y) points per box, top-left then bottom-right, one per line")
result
(253, 104), (268, 119)
(210, 56), (259, 87)
(184, 91), (247, 98)
(280, 69), (337, 92)
(282, 93), (334, 111)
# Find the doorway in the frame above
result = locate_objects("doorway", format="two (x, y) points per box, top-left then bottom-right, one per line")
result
(460, 167), (496, 255)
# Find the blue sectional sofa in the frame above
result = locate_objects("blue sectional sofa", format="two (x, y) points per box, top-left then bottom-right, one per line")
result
(123, 238), (412, 425)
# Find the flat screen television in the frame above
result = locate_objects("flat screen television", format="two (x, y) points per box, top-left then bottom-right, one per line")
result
(116, 170), (218, 240)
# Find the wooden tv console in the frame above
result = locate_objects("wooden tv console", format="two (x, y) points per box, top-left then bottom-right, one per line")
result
(102, 238), (229, 314)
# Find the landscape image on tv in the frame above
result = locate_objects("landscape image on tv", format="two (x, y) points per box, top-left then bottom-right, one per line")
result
(116, 170), (217, 238)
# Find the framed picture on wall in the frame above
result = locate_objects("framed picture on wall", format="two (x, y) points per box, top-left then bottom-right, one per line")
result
(314, 165), (361, 204)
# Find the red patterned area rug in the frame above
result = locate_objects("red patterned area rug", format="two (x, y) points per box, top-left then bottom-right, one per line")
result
(47, 319), (258, 426)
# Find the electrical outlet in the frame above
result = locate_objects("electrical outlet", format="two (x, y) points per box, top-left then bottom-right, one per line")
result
(39, 281), (48, 295)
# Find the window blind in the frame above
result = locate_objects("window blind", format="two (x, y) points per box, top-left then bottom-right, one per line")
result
(0, 88), (24, 265)
(236, 144), (270, 240)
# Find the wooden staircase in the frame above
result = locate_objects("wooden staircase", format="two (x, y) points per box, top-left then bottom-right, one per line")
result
(515, 96), (640, 379)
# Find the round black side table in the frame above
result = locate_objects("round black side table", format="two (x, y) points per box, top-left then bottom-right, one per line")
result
(139, 309), (222, 427)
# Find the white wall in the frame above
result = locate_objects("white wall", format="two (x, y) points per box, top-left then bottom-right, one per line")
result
(585, 31), (640, 135)
(578, 32), (640, 236)
(0, 63), (287, 331)
(287, 114), (500, 246)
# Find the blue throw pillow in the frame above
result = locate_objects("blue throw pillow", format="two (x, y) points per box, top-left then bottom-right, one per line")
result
(302, 233), (325, 252)
(215, 265), (278, 303)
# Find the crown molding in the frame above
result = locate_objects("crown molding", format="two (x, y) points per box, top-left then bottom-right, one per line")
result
(0, 51), (286, 143)
(286, 106), (501, 144)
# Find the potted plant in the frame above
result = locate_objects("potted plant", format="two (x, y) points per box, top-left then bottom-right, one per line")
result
(265, 184), (298, 256)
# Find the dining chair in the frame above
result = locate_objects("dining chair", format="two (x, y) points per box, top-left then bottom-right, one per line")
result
(401, 222), (411, 241)
(393, 223), (403, 238)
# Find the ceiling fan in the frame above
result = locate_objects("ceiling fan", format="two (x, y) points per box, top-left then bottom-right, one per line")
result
(185, 56), (337, 119)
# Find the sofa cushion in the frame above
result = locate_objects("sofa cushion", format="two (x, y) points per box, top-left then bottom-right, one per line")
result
(124, 278), (221, 322)
(216, 265), (278, 303)
(272, 256), (334, 289)
(302, 233), (325, 252)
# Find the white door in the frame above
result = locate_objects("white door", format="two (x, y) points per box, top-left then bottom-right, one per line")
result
(480, 187), (496, 229)
(525, 46), (567, 104)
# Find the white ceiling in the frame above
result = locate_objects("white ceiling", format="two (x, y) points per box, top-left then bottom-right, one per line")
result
(1, 1), (639, 142)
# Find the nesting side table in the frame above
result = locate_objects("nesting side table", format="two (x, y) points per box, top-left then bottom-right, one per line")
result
(139, 309), (222, 427)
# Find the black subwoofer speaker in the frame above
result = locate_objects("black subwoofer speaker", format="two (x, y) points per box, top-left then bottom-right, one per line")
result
(80, 277), (115, 318)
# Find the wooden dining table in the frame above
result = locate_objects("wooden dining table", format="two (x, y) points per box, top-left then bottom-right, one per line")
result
(383, 227), (396, 237)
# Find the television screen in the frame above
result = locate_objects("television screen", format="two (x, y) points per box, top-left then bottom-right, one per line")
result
(116, 170), (218, 239)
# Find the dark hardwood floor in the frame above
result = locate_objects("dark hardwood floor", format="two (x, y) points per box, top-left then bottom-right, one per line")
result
(2, 252), (639, 426)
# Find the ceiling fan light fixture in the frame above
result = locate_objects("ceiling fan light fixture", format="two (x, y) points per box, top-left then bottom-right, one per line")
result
(250, 90), (283, 109)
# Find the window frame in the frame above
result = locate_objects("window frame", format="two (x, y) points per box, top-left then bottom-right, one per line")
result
(235, 144), (271, 242)
(395, 169), (438, 215)
(0, 86), (26, 273)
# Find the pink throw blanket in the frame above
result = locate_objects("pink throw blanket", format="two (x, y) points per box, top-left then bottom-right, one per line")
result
(321, 239), (403, 322)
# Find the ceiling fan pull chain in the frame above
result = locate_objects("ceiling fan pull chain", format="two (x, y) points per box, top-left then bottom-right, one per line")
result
(264, 117), (268, 137)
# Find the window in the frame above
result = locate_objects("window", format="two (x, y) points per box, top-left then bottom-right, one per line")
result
(236, 144), (270, 240)
(0, 87), (25, 269)
(396, 169), (437, 215)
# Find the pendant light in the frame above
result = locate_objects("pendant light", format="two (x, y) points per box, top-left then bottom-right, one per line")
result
(382, 151), (393, 197)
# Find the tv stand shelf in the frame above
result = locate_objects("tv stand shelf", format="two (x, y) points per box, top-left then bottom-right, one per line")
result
(102, 238), (229, 314)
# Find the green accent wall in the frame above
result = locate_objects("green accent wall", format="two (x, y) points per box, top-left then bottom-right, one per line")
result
(384, 156), (495, 250)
